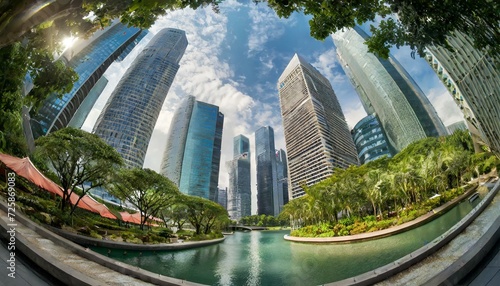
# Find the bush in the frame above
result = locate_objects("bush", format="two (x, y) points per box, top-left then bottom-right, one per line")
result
(89, 230), (102, 239)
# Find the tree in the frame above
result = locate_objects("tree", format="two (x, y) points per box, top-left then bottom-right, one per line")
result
(0, 0), (222, 48)
(35, 127), (123, 215)
(111, 168), (180, 230)
(260, 0), (499, 59)
(182, 195), (229, 235)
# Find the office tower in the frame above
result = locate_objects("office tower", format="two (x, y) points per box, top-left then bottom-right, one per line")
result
(68, 76), (108, 128)
(278, 54), (359, 199)
(332, 27), (447, 155)
(446, 121), (468, 135)
(275, 149), (289, 209)
(255, 126), (281, 216)
(30, 23), (148, 139)
(94, 28), (187, 168)
(424, 32), (500, 155)
(160, 95), (224, 201)
(217, 188), (228, 210)
(352, 114), (392, 165)
(226, 135), (251, 220)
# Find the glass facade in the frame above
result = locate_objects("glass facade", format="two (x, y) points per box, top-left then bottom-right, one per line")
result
(93, 28), (187, 168)
(226, 135), (251, 220)
(425, 32), (500, 155)
(68, 76), (108, 129)
(352, 114), (392, 165)
(255, 126), (281, 216)
(161, 96), (196, 186)
(278, 54), (359, 199)
(30, 23), (147, 139)
(332, 27), (447, 154)
(161, 96), (224, 201)
(217, 188), (228, 210)
(275, 149), (289, 211)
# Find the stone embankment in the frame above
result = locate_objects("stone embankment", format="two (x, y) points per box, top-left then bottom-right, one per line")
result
(0, 198), (223, 285)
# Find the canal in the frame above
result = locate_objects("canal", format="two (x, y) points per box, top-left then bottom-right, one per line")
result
(92, 194), (482, 285)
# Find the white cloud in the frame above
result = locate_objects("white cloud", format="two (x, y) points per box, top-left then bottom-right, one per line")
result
(247, 4), (295, 56)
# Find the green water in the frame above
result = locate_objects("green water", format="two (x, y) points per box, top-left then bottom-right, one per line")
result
(92, 198), (480, 285)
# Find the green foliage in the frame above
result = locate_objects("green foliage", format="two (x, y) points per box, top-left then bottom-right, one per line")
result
(179, 194), (229, 235)
(282, 132), (490, 237)
(260, 0), (499, 59)
(110, 168), (180, 230)
(35, 127), (123, 214)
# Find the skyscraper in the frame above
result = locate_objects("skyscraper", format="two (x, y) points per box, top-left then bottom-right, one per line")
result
(278, 54), (359, 199)
(424, 32), (500, 155)
(255, 126), (281, 216)
(352, 114), (392, 164)
(332, 27), (447, 154)
(160, 96), (224, 201)
(30, 23), (148, 139)
(94, 28), (187, 168)
(226, 135), (251, 220)
(275, 149), (289, 210)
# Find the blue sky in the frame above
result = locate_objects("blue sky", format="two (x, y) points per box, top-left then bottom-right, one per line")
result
(82, 0), (463, 214)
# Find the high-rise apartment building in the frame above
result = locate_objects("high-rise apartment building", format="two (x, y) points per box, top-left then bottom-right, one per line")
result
(424, 32), (500, 155)
(332, 27), (447, 155)
(94, 28), (187, 168)
(226, 135), (251, 220)
(30, 23), (147, 139)
(275, 149), (289, 210)
(352, 114), (392, 165)
(278, 54), (359, 199)
(160, 96), (224, 201)
(255, 126), (281, 216)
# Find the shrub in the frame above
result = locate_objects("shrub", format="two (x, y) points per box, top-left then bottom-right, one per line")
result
(89, 230), (102, 239)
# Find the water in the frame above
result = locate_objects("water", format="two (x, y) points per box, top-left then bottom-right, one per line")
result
(92, 197), (481, 285)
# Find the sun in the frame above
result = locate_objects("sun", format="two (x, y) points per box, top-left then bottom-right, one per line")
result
(62, 36), (77, 50)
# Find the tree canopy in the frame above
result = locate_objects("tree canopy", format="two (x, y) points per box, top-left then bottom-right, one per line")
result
(35, 127), (123, 214)
(281, 130), (499, 236)
(180, 195), (229, 235)
(110, 168), (180, 230)
(260, 0), (499, 59)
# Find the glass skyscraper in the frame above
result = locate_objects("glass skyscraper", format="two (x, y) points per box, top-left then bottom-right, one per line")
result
(278, 54), (359, 199)
(255, 126), (281, 216)
(94, 28), (187, 168)
(425, 32), (500, 155)
(332, 27), (447, 154)
(160, 95), (224, 201)
(352, 114), (392, 165)
(275, 149), (289, 211)
(226, 135), (251, 220)
(30, 23), (147, 139)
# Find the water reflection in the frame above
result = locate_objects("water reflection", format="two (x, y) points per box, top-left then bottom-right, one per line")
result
(92, 196), (481, 285)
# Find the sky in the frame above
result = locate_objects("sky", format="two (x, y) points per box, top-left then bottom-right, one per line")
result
(82, 0), (464, 214)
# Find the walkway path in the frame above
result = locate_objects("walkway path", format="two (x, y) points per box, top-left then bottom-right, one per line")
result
(0, 238), (59, 286)
(374, 180), (500, 285)
(0, 199), (203, 286)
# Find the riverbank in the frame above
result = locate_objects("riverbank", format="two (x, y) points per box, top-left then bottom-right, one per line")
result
(0, 198), (212, 285)
(47, 225), (225, 250)
(285, 182), (482, 243)
(330, 177), (500, 285)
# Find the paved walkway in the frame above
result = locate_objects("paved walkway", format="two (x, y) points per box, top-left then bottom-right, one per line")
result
(0, 238), (60, 286)
(375, 180), (500, 285)
(461, 238), (500, 285)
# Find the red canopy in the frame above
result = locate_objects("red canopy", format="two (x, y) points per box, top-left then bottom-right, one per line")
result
(0, 153), (116, 220)
(0, 153), (64, 197)
(119, 211), (142, 224)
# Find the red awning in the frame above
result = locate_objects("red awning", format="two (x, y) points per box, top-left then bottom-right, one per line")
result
(0, 153), (64, 197)
(0, 153), (116, 220)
